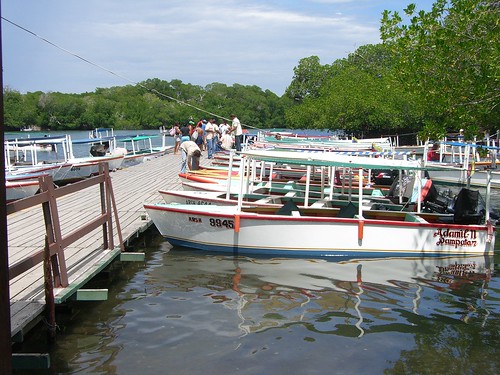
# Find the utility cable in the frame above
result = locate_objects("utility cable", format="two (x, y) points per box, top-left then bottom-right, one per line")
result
(2, 17), (261, 129)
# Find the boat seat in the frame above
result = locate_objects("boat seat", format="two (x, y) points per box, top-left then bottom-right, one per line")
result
(337, 202), (357, 218)
(276, 199), (302, 216)
(254, 197), (274, 204)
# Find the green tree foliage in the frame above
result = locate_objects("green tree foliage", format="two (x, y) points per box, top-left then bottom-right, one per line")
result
(3, 87), (24, 129)
(285, 56), (332, 103)
(380, 0), (500, 139)
(3, 80), (289, 131)
(285, 44), (427, 137)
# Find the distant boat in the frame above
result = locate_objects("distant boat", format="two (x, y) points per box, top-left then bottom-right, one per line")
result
(424, 141), (500, 189)
(114, 134), (172, 166)
(85, 128), (173, 167)
(257, 131), (393, 152)
(5, 134), (125, 183)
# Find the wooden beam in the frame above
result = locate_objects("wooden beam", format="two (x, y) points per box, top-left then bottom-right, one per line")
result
(74, 289), (108, 301)
(120, 252), (145, 262)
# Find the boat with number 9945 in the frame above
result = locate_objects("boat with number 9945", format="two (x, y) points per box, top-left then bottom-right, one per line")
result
(144, 150), (496, 258)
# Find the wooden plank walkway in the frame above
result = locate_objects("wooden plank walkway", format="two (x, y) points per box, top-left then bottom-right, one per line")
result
(8, 150), (193, 339)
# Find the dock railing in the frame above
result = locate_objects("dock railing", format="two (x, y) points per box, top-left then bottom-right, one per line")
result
(7, 163), (124, 287)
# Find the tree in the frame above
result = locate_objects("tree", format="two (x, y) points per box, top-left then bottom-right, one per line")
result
(285, 56), (332, 103)
(380, 0), (500, 138)
(3, 79), (291, 131)
(3, 87), (24, 129)
(284, 44), (427, 136)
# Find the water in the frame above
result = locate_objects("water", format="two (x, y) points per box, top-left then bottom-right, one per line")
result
(14, 229), (500, 375)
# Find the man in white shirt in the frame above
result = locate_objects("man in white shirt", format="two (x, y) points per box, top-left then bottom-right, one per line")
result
(205, 119), (217, 159)
(219, 120), (229, 136)
(229, 114), (243, 151)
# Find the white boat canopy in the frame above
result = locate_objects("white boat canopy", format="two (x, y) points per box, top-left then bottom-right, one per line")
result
(241, 149), (457, 171)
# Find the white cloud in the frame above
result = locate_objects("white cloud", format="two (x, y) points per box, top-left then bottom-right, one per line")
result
(3, 0), (433, 95)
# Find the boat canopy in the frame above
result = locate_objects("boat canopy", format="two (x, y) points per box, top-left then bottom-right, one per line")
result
(71, 136), (114, 145)
(241, 149), (459, 171)
(118, 135), (158, 142)
(5, 135), (67, 145)
(442, 141), (500, 150)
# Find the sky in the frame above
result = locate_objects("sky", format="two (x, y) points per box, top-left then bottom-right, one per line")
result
(2, 0), (435, 96)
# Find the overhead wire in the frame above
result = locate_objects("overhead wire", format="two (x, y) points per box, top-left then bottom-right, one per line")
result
(1, 16), (261, 129)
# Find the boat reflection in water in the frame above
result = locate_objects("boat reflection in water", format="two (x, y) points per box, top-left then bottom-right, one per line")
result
(158, 247), (493, 339)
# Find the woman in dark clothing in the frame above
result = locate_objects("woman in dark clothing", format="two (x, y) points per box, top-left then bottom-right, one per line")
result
(179, 122), (191, 142)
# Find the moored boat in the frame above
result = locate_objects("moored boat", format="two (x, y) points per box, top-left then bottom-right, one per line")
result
(424, 141), (500, 189)
(145, 150), (495, 257)
(5, 174), (41, 201)
(5, 134), (125, 183)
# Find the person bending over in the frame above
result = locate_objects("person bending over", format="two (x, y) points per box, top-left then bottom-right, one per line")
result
(180, 141), (201, 173)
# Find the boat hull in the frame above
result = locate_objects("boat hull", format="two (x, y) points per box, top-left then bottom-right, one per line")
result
(6, 180), (39, 201)
(144, 204), (495, 257)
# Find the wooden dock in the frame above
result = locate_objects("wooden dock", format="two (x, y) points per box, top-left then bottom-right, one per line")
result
(8, 151), (190, 340)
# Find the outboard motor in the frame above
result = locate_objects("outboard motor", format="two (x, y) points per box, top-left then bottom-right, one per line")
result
(90, 143), (108, 156)
(452, 188), (486, 224)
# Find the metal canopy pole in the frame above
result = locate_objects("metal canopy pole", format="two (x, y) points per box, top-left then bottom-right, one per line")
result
(225, 150), (234, 200)
(304, 165), (311, 207)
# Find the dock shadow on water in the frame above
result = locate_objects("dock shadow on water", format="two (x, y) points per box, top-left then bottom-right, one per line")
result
(14, 230), (500, 375)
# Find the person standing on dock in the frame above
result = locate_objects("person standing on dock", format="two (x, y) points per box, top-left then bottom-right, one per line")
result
(229, 114), (243, 151)
(180, 140), (201, 173)
(180, 122), (191, 143)
(205, 119), (217, 159)
(219, 119), (229, 136)
(173, 122), (181, 154)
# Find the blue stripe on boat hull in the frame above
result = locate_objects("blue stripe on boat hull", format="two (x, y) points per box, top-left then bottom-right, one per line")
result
(164, 237), (465, 259)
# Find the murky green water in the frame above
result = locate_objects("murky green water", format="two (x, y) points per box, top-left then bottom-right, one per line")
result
(13, 228), (499, 375)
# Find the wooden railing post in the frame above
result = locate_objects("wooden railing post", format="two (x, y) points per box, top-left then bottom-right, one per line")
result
(99, 164), (109, 249)
(43, 236), (56, 342)
(39, 175), (68, 287)
(103, 164), (115, 249)
(104, 164), (125, 252)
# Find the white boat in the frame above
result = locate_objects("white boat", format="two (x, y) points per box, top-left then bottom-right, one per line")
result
(114, 134), (172, 166)
(424, 141), (500, 189)
(5, 134), (64, 163)
(258, 132), (393, 152)
(6, 152), (125, 183)
(426, 166), (500, 189)
(145, 150), (496, 257)
(5, 134), (125, 183)
(5, 174), (41, 201)
(161, 172), (421, 212)
(87, 128), (173, 166)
